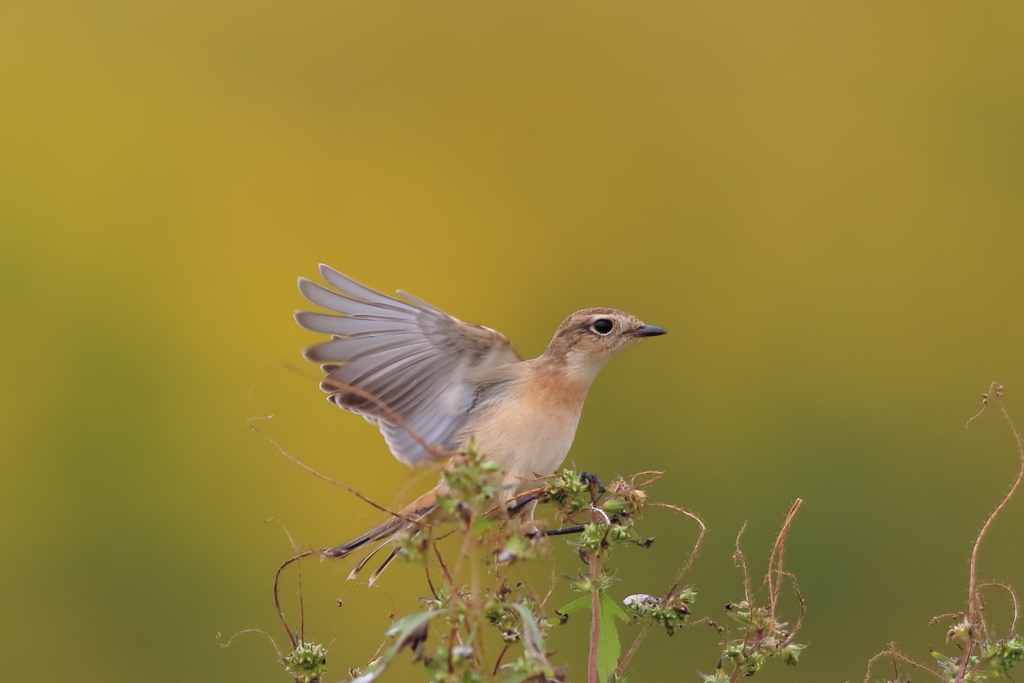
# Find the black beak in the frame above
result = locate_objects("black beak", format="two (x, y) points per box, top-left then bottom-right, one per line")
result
(635, 325), (667, 337)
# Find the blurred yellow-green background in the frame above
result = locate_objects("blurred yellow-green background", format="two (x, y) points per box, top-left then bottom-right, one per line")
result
(3, 2), (1024, 681)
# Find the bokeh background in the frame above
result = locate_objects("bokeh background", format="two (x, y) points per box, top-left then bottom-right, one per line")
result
(3, 2), (1024, 682)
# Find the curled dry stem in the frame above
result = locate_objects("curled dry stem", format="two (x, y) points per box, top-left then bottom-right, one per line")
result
(273, 549), (320, 648)
(279, 522), (308, 642)
(978, 582), (1020, 635)
(616, 501), (708, 678)
(966, 384), (1023, 632)
(869, 385), (1022, 683)
(219, 628), (285, 660)
(863, 642), (944, 683)
(654, 502), (708, 597)
(630, 470), (665, 489)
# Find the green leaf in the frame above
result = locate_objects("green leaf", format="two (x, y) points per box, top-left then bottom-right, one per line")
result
(384, 610), (442, 640)
(351, 610), (444, 683)
(509, 602), (554, 675)
(556, 594), (629, 680)
(597, 593), (629, 682)
(604, 594), (629, 622)
(555, 596), (591, 618)
(500, 674), (531, 683)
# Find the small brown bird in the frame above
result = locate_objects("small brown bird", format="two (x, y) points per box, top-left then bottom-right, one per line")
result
(295, 265), (666, 577)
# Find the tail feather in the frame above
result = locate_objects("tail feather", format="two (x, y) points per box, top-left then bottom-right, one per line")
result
(324, 495), (440, 560)
(368, 547), (402, 586)
(347, 539), (391, 580)
(324, 516), (405, 558)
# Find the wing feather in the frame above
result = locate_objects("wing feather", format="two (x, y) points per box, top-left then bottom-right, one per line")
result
(295, 265), (522, 466)
(294, 311), (419, 337)
(304, 334), (431, 365)
(297, 279), (414, 319)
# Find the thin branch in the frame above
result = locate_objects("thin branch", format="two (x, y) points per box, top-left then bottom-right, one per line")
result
(733, 523), (752, 606)
(967, 385), (1023, 628)
(433, 542), (454, 586)
(615, 625), (651, 680)
(423, 555), (439, 601)
(729, 522), (755, 683)
(954, 639), (976, 683)
(979, 582), (1020, 635)
(273, 549), (320, 648)
(929, 612), (964, 625)
(274, 521), (307, 641)
(218, 628), (284, 659)
(617, 501), (707, 678)
(247, 416), (415, 524)
(492, 644), (511, 676)
(630, 470), (665, 488)
(779, 570), (807, 639)
(652, 502), (707, 597)
(863, 642), (943, 683)
(255, 359), (456, 518)
(766, 499), (804, 615)
(965, 382), (1002, 429)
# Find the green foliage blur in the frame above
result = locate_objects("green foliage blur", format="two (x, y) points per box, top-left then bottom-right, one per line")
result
(2, 2), (1023, 682)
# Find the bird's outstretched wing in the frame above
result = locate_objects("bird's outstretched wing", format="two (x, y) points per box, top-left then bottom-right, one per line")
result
(295, 264), (522, 466)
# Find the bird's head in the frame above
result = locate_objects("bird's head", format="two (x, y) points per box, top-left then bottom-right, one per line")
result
(544, 308), (666, 381)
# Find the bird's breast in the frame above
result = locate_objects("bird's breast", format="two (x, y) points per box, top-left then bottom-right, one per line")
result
(466, 368), (590, 493)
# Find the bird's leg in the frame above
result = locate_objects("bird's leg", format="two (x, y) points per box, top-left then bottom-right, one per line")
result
(505, 491), (586, 538)
(505, 491), (542, 514)
(526, 525), (586, 539)
(532, 472), (606, 543)
(505, 475), (603, 538)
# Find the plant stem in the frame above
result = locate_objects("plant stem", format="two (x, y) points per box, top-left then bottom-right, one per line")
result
(954, 640), (974, 683)
(588, 550), (602, 683)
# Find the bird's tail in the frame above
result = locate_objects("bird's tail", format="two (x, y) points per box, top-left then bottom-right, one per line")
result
(324, 502), (438, 585)
(324, 488), (441, 560)
(323, 514), (407, 559)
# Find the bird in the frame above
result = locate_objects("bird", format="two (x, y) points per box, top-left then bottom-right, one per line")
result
(294, 264), (666, 578)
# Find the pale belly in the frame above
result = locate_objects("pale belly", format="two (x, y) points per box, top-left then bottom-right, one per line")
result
(470, 400), (582, 495)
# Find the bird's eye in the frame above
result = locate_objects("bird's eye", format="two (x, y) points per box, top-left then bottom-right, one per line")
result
(592, 318), (614, 335)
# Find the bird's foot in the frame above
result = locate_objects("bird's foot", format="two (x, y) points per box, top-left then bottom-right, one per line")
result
(525, 524), (587, 539)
